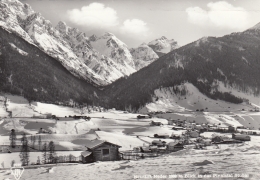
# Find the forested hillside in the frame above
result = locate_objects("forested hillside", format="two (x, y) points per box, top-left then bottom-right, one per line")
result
(0, 27), (100, 105)
(103, 29), (260, 110)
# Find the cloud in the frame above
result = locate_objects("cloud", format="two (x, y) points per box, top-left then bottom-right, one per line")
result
(120, 19), (149, 36)
(186, 1), (249, 30)
(67, 3), (118, 28)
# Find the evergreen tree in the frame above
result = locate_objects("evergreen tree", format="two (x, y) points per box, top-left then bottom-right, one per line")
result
(48, 141), (56, 163)
(20, 133), (29, 166)
(9, 129), (16, 148)
(42, 142), (48, 164)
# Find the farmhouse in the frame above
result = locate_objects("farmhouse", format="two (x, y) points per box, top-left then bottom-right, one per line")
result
(212, 136), (230, 143)
(167, 142), (184, 152)
(81, 140), (121, 163)
(151, 140), (166, 147)
(150, 121), (162, 126)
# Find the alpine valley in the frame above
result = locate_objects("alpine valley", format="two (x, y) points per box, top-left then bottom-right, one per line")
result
(1, 0), (260, 115)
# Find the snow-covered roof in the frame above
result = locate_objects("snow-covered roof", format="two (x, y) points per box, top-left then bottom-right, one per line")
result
(81, 151), (92, 157)
(85, 140), (121, 150)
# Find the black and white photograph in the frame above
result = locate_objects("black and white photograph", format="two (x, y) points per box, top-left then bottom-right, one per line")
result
(0, 0), (260, 179)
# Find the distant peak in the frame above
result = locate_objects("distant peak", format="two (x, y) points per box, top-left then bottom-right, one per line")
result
(140, 42), (148, 46)
(89, 34), (97, 41)
(57, 21), (67, 26)
(159, 36), (167, 40)
(103, 32), (115, 38)
(55, 21), (70, 33)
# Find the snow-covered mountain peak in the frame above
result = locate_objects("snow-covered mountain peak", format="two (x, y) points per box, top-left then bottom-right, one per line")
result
(1, 0), (34, 19)
(139, 42), (149, 47)
(56, 21), (69, 34)
(0, 0), (140, 85)
(148, 36), (179, 56)
(90, 33), (135, 69)
(130, 42), (159, 70)
(159, 36), (167, 40)
(249, 22), (260, 30)
(102, 32), (115, 38)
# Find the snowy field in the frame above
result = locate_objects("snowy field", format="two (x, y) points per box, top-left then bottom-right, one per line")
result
(1, 94), (260, 179)
(1, 136), (260, 180)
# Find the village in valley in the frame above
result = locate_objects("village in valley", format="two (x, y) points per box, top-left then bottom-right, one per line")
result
(1, 94), (260, 179)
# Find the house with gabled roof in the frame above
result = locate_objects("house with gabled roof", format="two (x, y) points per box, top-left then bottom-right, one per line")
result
(81, 140), (121, 163)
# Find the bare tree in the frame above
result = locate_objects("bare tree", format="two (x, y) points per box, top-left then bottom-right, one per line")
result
(9, 129), (16, 148)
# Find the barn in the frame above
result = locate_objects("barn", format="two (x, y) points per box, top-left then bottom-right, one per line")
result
(232, 133), (251, 141)
(81, 140), (121, 163)
(150, 121), (162, 126)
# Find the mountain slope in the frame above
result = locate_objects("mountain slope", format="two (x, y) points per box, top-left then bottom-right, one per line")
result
(103, 25), (260, 111)
(0, 0), (137, 86)
(0, 27), (100, 104)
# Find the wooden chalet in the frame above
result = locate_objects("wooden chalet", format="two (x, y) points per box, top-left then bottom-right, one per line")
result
(228, 126), (236, 132)
(140, 146), (152, 153)
(81, 140), (121, 163)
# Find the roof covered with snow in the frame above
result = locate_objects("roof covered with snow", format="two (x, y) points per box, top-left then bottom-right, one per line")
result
(85, 140), (121, 150)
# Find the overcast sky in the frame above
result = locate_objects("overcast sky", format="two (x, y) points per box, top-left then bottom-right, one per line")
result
(22, 0), (260, 48)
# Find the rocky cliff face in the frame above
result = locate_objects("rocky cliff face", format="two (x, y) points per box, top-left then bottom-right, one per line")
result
(148, 36), (179, 57)
(89, 32), (136, 76)
(130, 43), (159, 70)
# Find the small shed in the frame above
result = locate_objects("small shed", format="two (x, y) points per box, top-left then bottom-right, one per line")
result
(232, 133), (251, 141)
(228, 126), (236, 132)
(81, 140), (121, 163)
(167, 142), (184, 152)
(140, 146), (152, 153)
(154, 134), (170, 138)
(137, 115), (150, 119)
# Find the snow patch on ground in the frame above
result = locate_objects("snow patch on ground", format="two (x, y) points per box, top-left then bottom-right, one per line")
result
(6, 95), (41, 117)
(9, 43), (28, 56)
(142, 82), (253, 113)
